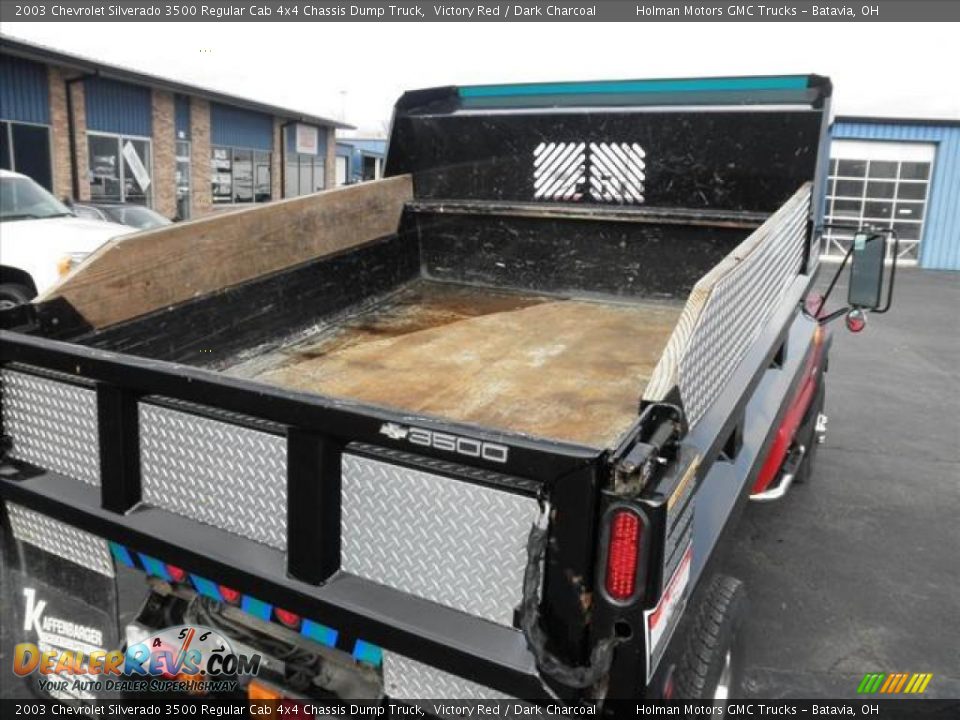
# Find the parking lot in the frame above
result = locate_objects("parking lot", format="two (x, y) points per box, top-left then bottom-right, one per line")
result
(728, 268), (960, 699)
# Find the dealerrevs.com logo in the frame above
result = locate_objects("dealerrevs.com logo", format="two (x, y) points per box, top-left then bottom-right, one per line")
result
(14, 623), (262, 694)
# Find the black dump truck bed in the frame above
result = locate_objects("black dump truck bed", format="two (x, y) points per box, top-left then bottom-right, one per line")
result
(1, 75), (835, 705)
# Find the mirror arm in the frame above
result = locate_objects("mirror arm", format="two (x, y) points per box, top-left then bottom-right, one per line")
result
(808, 224), (857, 322)
(873, 228), (899, 315)
(817, 306), (853, 326)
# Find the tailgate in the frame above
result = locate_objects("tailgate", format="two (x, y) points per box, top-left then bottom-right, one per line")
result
(0, 333), (602, 700)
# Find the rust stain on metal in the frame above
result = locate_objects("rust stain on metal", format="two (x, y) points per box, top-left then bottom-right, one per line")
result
(252, 281), (682, 448)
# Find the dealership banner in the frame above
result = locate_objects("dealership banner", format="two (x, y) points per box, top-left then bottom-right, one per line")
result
(3, 0), (960, 22)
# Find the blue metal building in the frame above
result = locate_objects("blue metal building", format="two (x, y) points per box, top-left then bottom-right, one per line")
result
(335, 138), (386, 185)
(825, 116), (960, 270)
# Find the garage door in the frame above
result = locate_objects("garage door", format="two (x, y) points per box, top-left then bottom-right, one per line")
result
(823, 140), (935, 263)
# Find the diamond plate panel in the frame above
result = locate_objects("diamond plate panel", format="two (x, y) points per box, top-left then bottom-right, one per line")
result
(341, 453), (539, 627)
(139, 403), (287, 550)
(383, 652), (512, 701)
(678, 189), (809, 426)
(5, 502), (114, 577)
(1, 368), (100, 486)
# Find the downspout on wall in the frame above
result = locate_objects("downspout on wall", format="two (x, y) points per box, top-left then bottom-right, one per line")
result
(280, 120), (296, 198)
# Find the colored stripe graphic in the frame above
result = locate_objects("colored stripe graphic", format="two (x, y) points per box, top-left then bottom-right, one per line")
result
(189, 574), (224, 602)
(110, 541), (383, 670)
(352, 640), (383, 666)
(879, 674), (897, 693)
(137, 553), (172, 581)
(301, 620), (338, 648)
(858, 672), (932, 694)
(857, 673), (885, 693)
(460, 76), (810, 99)
(240, 596), (272, 622)
(908, 673), (933, 694)
(109, 542), (136, 568)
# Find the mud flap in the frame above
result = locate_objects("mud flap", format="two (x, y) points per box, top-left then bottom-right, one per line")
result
(1, 523), (123, 702)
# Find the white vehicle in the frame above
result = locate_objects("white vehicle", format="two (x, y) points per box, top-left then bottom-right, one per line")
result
(0, 169), (133, 309)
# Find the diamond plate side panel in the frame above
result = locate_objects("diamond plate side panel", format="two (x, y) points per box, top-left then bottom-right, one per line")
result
(0, 368), (100, 486)
(678, 190), (809, 427)
(5, 502), (114, 577)
(341, 453), (539, 627)
(383, 652), (512, 701)
(139, 403), (287, 550)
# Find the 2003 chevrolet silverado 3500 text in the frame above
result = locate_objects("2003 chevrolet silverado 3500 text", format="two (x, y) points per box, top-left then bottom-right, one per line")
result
(0, 75), (898, 708)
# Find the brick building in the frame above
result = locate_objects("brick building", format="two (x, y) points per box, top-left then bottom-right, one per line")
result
(0, 35), (351, 220)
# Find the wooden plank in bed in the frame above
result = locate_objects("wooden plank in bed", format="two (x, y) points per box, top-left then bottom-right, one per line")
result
(39, 174), (413, 330)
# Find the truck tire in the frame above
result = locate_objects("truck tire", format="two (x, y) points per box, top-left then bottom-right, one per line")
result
(674, 575), (748, 704)
(0, 283), (33, 310)
(794, 377), (826, 484)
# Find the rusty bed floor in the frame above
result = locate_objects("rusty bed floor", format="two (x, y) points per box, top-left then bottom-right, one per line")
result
(227, 281), (683, 448)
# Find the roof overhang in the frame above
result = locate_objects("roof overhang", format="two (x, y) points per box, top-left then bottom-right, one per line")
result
(0, 34), (354, 130)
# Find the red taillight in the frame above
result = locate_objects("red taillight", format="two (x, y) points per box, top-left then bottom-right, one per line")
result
(274, 608), (301, 628)
(166, 564), (187, 583)
(605, 510), (642, 601)
(219, 586), (241, 604)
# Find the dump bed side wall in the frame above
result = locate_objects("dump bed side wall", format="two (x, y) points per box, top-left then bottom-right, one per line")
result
(415, 210), (748, 299)
(78, 232), (419, 367)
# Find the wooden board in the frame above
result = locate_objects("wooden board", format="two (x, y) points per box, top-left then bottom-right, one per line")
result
(242, 282), (683, 448)
(39, 175), (413, 330)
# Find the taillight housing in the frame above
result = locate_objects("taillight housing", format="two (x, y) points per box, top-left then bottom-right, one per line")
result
(604, 508), (644, 602)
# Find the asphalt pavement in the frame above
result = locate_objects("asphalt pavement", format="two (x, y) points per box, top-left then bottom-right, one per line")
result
(725, 267), (960, 699)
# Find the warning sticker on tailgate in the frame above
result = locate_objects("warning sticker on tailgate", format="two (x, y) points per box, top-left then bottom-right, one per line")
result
(643, 543), (692, 683)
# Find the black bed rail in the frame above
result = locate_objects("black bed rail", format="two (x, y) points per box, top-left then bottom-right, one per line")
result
(0, 329), (600, 481)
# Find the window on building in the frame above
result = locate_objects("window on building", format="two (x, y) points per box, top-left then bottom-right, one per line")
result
(255, 152), (271, 202)
(335, 155), (349, 186)
(361, 155), (382, 182)
(233, 149), (253, 203)
(175, 140), (191, 220)
(0, 120), (53, 191)
(211, 146), (272, 204)
(285, 154), (325, 197)
(823, 140), (935, 263)
(88, 133), (152, 205)
(283, 124), (326, 198)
